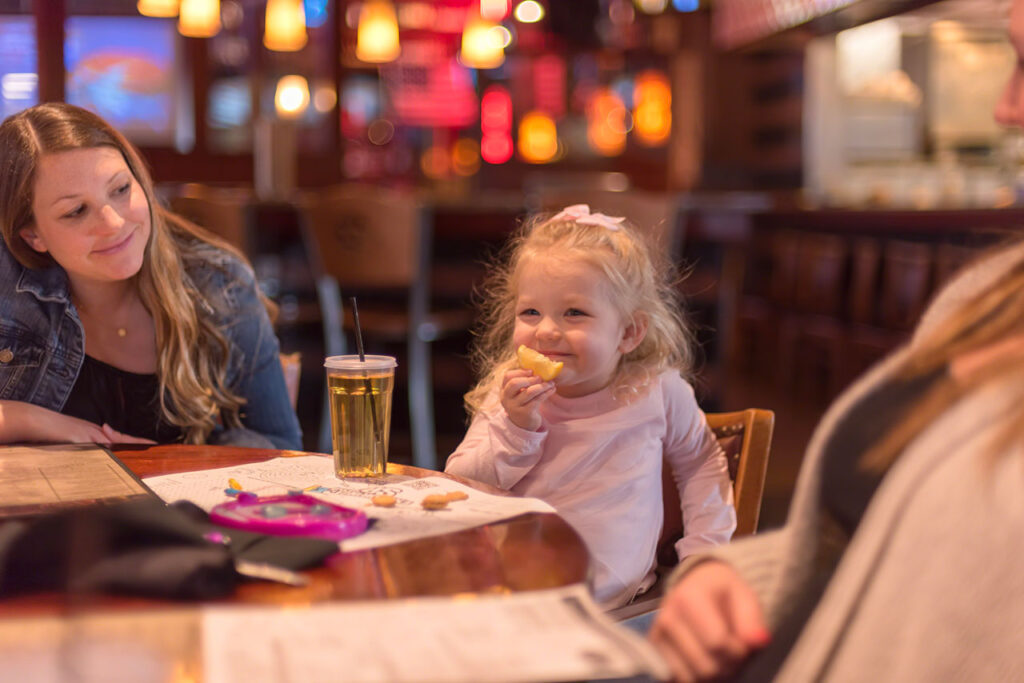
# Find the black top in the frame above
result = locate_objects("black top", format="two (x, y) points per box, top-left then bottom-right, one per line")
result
(63, 355), (183, 443)
(737, 365), (946, 681)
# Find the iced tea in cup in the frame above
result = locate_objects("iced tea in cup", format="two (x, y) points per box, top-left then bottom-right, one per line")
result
(324, 355), (396, 477)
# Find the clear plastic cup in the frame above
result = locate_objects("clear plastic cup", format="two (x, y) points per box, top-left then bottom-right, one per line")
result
(324, 355), (397, 477)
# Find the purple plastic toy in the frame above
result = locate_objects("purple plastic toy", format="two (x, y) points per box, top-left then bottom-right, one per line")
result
(210, 492), (368, 541)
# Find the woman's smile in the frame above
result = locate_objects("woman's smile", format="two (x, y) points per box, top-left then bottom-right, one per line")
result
(93, 227), (136, 255)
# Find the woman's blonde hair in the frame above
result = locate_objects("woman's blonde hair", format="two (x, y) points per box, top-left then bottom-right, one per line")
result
(464, 210), (695, 416)
(0, 103), (270, 443)
(862, 239), (1024, 471)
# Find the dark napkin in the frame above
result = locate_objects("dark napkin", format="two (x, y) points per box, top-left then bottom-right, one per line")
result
(0, 498), (338, 600)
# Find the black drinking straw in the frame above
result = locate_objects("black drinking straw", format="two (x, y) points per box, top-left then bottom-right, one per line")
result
(349, 297), (382, 463)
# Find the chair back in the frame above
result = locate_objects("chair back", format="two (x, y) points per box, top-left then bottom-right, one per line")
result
(167, 184), (253, 253)
(299, 185), (428, 291)
(878, 240), (934, 331)
(657, 408), (774, 566)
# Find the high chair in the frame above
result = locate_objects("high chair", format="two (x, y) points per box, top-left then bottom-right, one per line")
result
(607, 408), (775, 622)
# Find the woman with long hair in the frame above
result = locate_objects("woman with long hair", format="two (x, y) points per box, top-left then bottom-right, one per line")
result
(0, 103), (301, 449)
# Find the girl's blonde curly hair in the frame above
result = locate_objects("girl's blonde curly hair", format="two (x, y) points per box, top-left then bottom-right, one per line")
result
(464, 210), (696, 416)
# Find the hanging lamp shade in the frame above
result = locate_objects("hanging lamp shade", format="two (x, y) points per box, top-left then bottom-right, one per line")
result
(179, 0), (220, 37)
(356, 1), (400, 63)
(137, 0), (179, 18)
(460, 12), (504, 69)
(264, 0), (307, 52)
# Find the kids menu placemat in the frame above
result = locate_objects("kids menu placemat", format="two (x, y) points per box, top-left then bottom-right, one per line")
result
(0, 444), (151, 517)
(143, 455), (555, 551)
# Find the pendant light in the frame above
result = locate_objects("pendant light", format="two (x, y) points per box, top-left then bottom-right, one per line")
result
(275, 75), (310, 118)
(137, 0), (179, 17)
(179, 0), (221, 38)
(460, 11), (504, 70)
(265, 0), (307, 52)
(356, 1), (400, 63)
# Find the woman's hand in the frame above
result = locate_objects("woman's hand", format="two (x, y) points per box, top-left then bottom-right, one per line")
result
(100, 423), (157, 445)
(0, 400), (155, 445)
(649, 560), (770, 682)
(500, 368), (556, 431)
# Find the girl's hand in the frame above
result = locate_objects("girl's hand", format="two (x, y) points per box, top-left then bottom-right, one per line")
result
(648, 560), (770, 682)
(0, 400), (156, 445)
(500, 368), (556, 431)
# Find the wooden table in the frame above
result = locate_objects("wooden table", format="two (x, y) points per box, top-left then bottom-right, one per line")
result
(0, 444), (590, 612)
(0, 445), (592, 681)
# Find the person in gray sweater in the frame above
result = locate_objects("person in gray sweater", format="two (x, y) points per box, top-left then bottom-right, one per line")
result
(651, 237), (1024, 682)
(648, 6), (1024, 671)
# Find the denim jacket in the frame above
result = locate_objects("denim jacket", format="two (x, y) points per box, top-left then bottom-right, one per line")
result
(0, 239), (302, 449)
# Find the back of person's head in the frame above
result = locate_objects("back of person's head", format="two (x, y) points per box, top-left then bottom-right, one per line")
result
(466, 204), (695, 414)
(0, 102), (159, 269)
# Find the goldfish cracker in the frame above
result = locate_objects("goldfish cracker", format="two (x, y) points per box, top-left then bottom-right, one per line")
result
(516, 345), (563, 381)
(421, 494), (449, 510)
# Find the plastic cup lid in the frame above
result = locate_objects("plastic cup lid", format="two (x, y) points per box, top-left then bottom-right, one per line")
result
(324, 355), (397, 371)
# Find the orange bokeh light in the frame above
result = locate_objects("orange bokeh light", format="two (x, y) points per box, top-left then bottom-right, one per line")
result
(633, 71), (671, 146)
(586, 88), (626, 156)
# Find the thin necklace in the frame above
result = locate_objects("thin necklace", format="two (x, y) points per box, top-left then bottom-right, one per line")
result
(73, 297), (129, 338)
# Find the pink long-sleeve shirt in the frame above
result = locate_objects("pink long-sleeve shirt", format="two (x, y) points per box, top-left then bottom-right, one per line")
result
(445, 369), (736, 608)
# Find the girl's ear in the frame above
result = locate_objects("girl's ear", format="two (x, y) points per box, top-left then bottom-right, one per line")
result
(619, 312), (649, 354)
(18, 226), (48, 254)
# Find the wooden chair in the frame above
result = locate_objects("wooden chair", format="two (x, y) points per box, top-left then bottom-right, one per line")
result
(166, 184), (253, 253)
(298, 185), (472, 470)
(608, 408), (775, 622)
(878, 240), (934, 331)
(842, 240), (932, 387)
(780, 232), (849, 400)
(729, 230), (799, 382)
(933, 243), (978, 292)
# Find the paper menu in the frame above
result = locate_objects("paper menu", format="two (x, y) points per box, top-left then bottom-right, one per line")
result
(0, 444), (149, 517)
(142, 455), (555, 552)
(201, 584), (668, 683)
(0, 585), (666, 683)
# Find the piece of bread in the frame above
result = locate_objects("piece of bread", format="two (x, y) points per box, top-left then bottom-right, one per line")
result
(516, 345), (563, 381)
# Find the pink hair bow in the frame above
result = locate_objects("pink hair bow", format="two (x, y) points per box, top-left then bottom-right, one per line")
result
(549, 204), (624, 231)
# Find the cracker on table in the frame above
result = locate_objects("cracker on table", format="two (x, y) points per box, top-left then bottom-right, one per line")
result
(421, 494), (449, 510)
(445, 490), (469, 502)
(371, 494), (397, 507)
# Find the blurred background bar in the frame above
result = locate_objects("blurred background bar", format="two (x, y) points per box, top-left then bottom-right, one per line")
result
(4, 0), (1022, 521)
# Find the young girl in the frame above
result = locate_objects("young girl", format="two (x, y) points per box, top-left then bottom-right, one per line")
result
(445, 204), (736, 608)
